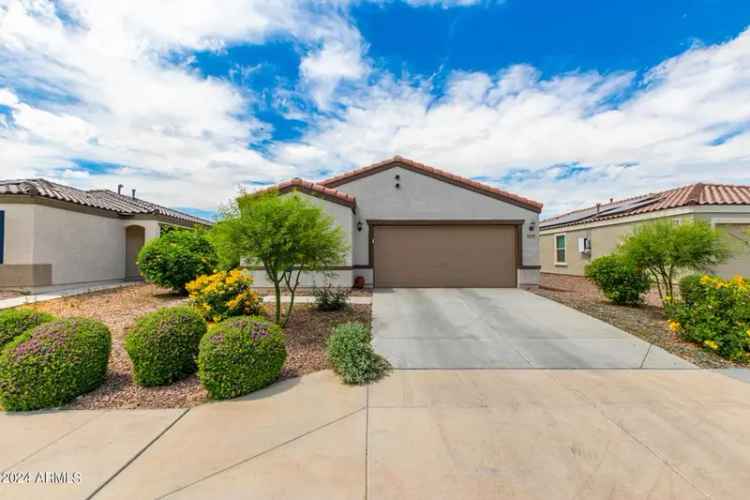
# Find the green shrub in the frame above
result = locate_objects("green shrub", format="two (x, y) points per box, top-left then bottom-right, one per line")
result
(0, 308), (56, 349)
(326, 322), (389, 384)
(125, 306), (207, 386)
(186, 269), (263, 322)
(313, 284), (350, 311)
(198, 316), (286, 400)
(585, 254), (651, 305)
(137, 229), (217, 293)
(678, 274), (704, 305)
(0, 318), (111, 411)
(667, 275), (750, 361)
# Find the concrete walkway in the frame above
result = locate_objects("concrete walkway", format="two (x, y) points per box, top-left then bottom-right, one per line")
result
(373, 288), (693, 369)
(2, 369), (750, 499)
(0, 281), (140, 311)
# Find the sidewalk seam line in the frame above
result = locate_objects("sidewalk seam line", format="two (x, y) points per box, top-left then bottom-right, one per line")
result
(157, 406), (366, 499)
(2, 411), (106, 473)
(639, 344), (653, 369)
(88, 408), (190, 499)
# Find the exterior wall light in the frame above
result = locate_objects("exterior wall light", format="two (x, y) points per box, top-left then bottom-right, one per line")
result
(357, 221), (363, 232)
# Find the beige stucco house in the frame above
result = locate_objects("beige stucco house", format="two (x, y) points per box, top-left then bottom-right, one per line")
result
(0, 179), (211, 290)
(539, 183), (750, 279)
(251, 156), (543, 289)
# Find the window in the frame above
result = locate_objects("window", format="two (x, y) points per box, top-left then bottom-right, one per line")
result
(555, 234), (566, 264)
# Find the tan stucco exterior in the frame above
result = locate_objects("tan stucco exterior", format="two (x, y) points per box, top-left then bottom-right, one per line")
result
(251, 164), (541, 288)
(0, 201), (169, 289)
(540, 208), (750, 279)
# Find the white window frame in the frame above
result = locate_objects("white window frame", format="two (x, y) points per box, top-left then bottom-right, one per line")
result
(554, 233), (567, 266)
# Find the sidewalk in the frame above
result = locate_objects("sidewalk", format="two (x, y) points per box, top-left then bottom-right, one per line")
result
(0, 281), (140, 310)
(2, 369), (750, 499)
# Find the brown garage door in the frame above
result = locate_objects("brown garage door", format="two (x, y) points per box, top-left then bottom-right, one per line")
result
(373, 224), (518, 288)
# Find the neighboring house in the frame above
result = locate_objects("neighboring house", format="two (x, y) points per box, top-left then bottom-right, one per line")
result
(539, 183), (750, 279)
(251, 156), (543, 288)
(0, 179), (212, 289)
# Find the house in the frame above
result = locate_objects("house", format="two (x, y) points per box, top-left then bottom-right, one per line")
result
(0, 179), (212, 290)
(251, 156), (543, 288)
(539, 183), (750, 279)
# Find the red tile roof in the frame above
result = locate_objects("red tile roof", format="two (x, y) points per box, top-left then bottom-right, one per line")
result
(320, 156), (543, 213)
(541, 183), (750, 230)
(253, 178), (357, 209)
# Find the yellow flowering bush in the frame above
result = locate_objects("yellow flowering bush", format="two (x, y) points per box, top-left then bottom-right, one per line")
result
(186, 269), (263, 322)
(666, 274), (750, 361)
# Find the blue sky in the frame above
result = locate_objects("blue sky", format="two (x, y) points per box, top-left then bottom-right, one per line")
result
(1, 0), (749, 218)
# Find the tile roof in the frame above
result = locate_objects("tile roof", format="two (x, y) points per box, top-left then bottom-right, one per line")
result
(319, 156), (543, 213)
(0, 179), (212, 226)
(540, 183), (750, 230)
(252, 178), (357, 209)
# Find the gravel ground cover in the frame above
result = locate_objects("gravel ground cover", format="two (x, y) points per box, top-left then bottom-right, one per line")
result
(26, 284), (371, 409)
(535, 273), (747, 368)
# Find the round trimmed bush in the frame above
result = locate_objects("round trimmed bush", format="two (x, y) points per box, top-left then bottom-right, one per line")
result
(125, 306), (207, 387)
(136, 229), (217, 293)
(0, 318), (111, 411)
(585, 254), (651, 305)
(0, 308), (56, 349)
(198, 316), (286, 400)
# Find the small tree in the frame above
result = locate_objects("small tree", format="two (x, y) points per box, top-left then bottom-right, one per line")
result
(618, 220), (731, 303)
(137, 228), (217, 293)
(210, 191), (348, 326)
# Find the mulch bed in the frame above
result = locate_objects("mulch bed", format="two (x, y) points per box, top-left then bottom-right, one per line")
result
(27, 284), (371, 409)
(533, 275), (748, 369)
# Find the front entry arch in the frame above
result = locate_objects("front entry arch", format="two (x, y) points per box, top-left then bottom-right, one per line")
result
(125, 225), (146, 280)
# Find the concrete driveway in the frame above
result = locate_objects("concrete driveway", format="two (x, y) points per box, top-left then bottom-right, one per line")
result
(372, 288), (694, 369)
(3, 369), (750, 499)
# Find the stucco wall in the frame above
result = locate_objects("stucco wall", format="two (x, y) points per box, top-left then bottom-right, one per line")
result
(32, 204), (127, 285)
(334, 165), (540, 286)
(539, 212), (750, 279)
(0, 201), (166, 288)
(0, 203), (35, 264)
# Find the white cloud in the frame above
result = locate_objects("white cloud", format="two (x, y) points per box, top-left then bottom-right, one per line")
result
(277, 28), (750, 216)
(0, 0), (749, 218)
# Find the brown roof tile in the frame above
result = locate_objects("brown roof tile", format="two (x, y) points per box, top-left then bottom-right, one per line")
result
(252, 178), (357, 209)
(541, 183), (750, 230)
(0, 179), (212, 226)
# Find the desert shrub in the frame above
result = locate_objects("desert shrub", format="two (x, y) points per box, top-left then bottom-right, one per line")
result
(137, 229), (217, 293)
(0, 318), (111, 411)
(0, 308), (56, 349)
(618, 220), (730, 302)
(326, 322), (389, 384)
(125, 306), (207, 386)
(186, 269), (263, 322)
(584, 255), (651, 305)
(313, 284), (350, 311)
(667, 275), (750, 361)
(678, 274), (705, 305)
(198, 316), (286, 400)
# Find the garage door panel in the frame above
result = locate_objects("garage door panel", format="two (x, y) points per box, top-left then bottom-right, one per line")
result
(374, 225), (517, 288)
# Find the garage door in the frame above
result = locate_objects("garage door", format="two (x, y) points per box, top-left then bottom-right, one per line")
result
(373, 224), (518, 288)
